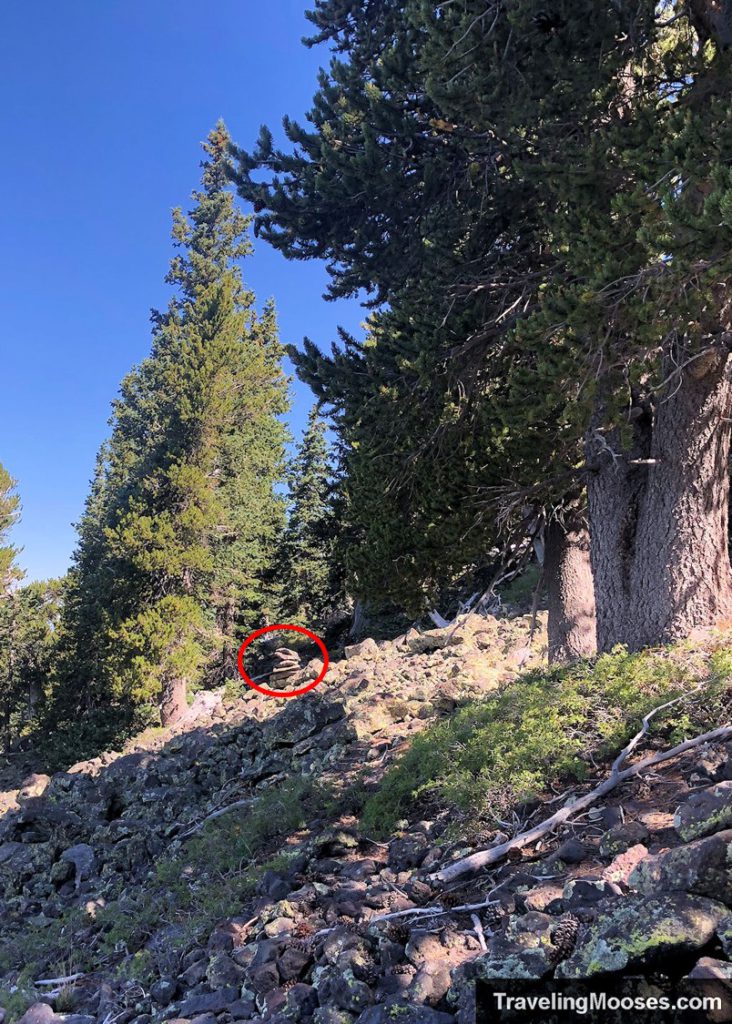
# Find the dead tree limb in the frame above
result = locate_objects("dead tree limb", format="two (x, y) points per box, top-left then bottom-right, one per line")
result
(430, 694), (730, 884)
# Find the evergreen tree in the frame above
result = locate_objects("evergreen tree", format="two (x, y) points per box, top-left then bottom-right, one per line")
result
(0, 463), (22, 595)
(279, 406), (342, 628)
(55, 124), (289, 728)
(0, 579), (63, 748)
(234, 0), (732, 653)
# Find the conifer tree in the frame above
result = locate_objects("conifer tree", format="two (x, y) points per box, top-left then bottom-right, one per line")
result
(0, 579), (62, 747)
(234, 0), (732, 654)
(278, 406), (341, 628)
(55, 124), (289, 727)
(0, 463), (22, 596)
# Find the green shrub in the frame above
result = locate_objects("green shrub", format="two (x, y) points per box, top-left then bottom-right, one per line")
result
(361, 643), (732, 836)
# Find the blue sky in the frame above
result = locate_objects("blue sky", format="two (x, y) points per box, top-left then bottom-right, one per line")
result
(0, 1), (364, 582)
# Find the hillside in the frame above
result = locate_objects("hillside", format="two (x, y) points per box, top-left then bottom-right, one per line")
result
(1, 614), (730, 1024)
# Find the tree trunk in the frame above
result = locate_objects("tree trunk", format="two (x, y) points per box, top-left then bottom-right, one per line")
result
(160, 677), (187, 726)
(545, 517), (597, 664)
(587, 352), (732, 651)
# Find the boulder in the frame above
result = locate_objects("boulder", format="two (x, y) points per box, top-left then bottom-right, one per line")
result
(630, 829), (732, 904)
(344, 638), (379, 661)
(674, 781), (732, 841)
(599, 821), (650, 858)
(557, 894), (728, 978)
(688, 957), (732, 981)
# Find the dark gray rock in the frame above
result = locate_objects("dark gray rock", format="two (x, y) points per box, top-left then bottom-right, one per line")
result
(630, 829), (732, 904)
(557, 894), (728, 978)
(599, 821), (650, 858)
(675, 781), (732, 841)
(177, 989), (239, 1017)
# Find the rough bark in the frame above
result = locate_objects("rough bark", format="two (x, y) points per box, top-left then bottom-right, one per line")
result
(628, 352), (732, 647)
(587, 352), (732, 651)
(160, 676), (187, 727)
(545, 517), (597, 664)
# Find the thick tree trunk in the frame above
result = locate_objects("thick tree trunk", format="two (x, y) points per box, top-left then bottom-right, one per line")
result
(587, 352), (732, 651)
(160, 677), (187, 727)
(545, 517), (597, 664)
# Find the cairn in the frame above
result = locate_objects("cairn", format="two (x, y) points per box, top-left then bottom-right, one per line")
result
(269, 647), (302, 688)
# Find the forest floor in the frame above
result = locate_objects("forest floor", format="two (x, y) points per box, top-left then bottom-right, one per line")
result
(0, 613), (731, 1024)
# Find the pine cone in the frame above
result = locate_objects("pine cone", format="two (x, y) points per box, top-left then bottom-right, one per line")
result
(391, 962), (416, 976)
(337, 914), (361, 932)
(290, 937), (315, 954)
(283, 978), (297, 994)
(550, 914), (580, 963)
(483, 904), (504, 929)
(439, 891), (463, 909)
(359, 963), (381, 987)
(293, 920), (315, 938)
(385, 922), (411, 944)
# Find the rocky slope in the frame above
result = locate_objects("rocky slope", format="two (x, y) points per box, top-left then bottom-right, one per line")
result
(0, 614), (731, 1024)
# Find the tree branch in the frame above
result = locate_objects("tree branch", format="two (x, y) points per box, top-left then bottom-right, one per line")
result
(430, 696), (730, 884)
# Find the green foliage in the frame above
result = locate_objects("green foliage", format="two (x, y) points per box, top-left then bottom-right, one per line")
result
(0, 463), (21, 595)
(51, 123), (289, 731)
(234, 0), (732, 620)
(105, 776), (315, 958)
(0, 578), (63, 749)
(278, 406), (344, 628)
(361, 641), (732, 836)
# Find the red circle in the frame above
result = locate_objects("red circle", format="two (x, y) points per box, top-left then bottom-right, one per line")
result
(237, 624), (329, 698)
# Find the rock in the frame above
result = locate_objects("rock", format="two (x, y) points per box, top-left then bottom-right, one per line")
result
(177, 991), (239, 1018)
(17, 1005), (56, 1024)
(60, 844), (95, 886)
(150, 979), (177, 1006)
(563, 877), (619, 908)
(205, 953), (245, 987)
(405, 631), (448, 655)
(207, 917), (253, 950)
(631, 829), (732, 904)
(17, 774), (51, 803)
(247, 961), (280, 998)
(552, 838), (588, 865)
(719, 915), (732, 957)
(674, 781), (732, 841)
(355, 1006), (454, 1024)
(224, 998), (256, 1020)
(318, 967), (373, 1013)
(602, 844), (649, 886)
(558, 894), (728, 978)
(313, 1010), (355, 1024)
(688, 957), (732, 980)
(521, 883), (564, 913)
(344, 638), (379, 661)
(599, 821), (650, 858)
(464, 948), (556, 980)
(277, 944), (312, 981)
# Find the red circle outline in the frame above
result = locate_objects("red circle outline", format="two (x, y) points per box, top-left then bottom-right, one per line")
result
(237, 624), (329, 698)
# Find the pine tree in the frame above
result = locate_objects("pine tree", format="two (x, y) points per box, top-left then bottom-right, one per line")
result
(0, 579), (63, 748)
(0, 463), (22, 596)
(234, 0), (732, 653)
(278, 406), (342, 628)
(55, 123), (289, 728)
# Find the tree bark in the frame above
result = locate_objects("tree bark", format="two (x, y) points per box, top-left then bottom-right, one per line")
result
(160, 677), (187, 726)
(545, 516), (597, 664)
(587, 352), (732, 651)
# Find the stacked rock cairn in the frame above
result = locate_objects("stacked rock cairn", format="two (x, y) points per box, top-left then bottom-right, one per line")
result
(270, 647), (303, 688)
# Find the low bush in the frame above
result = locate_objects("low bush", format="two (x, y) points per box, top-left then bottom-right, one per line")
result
(361, 639), (732, 836)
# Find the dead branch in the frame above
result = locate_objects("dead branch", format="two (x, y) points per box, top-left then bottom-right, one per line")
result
(371, 896), (501, 925)
(430, 693), (730, 884)
(179, 797), (256, 839)
(35, 973), (85, 987)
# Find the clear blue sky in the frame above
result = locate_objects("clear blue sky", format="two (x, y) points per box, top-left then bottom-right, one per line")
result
(0, 1), (363, 583)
